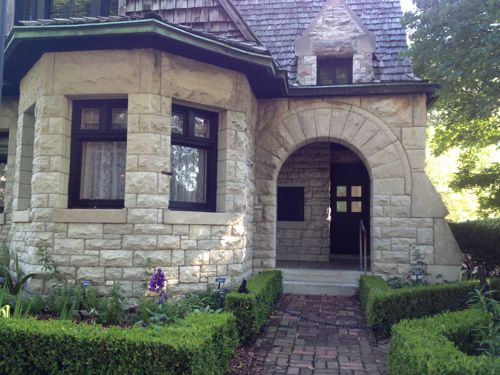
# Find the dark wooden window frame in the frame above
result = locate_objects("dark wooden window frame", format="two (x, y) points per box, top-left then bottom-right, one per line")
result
(169, 104), (218, 212)
(317, 56), (353, 85)
(277, 186), (305, 221)
(69, 99), (127, 209)
(15, 0), (116, 23)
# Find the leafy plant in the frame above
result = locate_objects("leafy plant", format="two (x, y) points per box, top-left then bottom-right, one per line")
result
(450, 219), (500, 280)
(58, 299), (76, 321)
(468, 287), (499, 357)
(0, 242), (36, 295)
(37, 247), (60, 283)
(99, 282), (124, 325)
(11, 294), (32, 319)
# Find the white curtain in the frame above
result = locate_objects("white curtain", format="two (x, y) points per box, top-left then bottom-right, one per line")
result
(170, 145), (207, 203)
(80, 141), (126, 200)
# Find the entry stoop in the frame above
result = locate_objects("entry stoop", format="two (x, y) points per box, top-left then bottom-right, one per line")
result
(278, 268), (364, 296)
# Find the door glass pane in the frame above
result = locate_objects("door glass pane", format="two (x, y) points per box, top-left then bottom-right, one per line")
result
(193, 116), (210, 138)
(336, 201), (347, 212)
(352, 201), (362, 213)
(336, 186), (347, 197)
(171, 112), (184, 135)
(352, 186), (362, 197)
(111, 108), (127, 129)
(80, 141), (126, 200)
(170, 145), (207, 203)
(81, 108), (100, 130)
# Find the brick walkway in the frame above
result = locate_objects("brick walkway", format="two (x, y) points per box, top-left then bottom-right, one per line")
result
(244, 295), (388, 375)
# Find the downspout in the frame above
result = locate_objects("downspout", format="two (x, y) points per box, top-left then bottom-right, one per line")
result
(0, 0), (7, 104)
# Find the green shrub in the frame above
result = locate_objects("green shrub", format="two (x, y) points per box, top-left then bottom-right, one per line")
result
(388, 309), (500, 375)
(359, 275), (499, 335)
(449, 218), (500, 278)
(225, 271), (282, 343)
(0, 312), (238, 375)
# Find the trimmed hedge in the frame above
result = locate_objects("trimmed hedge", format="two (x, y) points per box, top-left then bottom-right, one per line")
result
(388, 309), (500, 375)
(359, 275), (499, 335)
(225, 271), (282, 343)
(0, 312), (238, 375)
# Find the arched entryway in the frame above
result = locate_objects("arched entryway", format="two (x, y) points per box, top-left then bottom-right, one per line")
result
(275, 142), (370, 270)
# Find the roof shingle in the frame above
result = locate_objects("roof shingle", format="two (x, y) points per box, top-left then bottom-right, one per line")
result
(233, 0), (415, 82)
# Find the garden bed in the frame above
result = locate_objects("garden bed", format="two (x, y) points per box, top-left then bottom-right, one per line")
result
(388, 309), (499, 374)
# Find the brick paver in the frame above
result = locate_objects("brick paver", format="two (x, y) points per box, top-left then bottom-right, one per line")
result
(246, 295), (388, 375)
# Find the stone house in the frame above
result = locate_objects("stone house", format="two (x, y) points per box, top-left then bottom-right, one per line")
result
(0, 0), (462, 296)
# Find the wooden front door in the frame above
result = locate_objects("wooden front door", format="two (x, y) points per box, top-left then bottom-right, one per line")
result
(330, 162), (370, 256)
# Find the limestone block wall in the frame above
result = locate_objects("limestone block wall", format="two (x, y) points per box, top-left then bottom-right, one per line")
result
(3, 49), (257, 296)
(254, 95), (463, 281)
(0, 98), (19, 236)
(276, 143), (330, 262)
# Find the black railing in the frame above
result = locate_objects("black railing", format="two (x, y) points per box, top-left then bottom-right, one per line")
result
(359, 219), (368, 272)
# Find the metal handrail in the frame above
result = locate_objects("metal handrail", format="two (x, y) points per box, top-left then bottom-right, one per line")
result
(359, 220), (367, 273)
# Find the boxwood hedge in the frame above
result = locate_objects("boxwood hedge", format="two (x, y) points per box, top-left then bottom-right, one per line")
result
(225, 270), (282, 343)
(359, 275), (499, 335)
(389, 309), (499, 375)
(0, 312), (238, 375)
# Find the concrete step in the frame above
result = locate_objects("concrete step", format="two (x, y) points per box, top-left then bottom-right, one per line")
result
(278, 268), (364, 296)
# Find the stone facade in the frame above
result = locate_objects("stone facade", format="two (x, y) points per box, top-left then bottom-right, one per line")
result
(0, 49), (462, 296)
(276, 143), (331, 262)
(253, 97), (462, 281)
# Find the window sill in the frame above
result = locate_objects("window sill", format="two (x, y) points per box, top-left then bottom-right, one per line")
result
(53, 209), (127, 223)
(163, 210), (239, 225)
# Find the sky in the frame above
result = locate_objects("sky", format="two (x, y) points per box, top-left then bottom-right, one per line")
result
(400, 0), (416, 13)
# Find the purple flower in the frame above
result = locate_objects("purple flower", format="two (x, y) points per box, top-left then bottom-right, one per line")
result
(148, 268), (167, 305)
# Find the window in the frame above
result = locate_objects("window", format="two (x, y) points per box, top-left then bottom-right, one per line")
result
(334, 185), (363, 213)
(0, 132), (9, 213)
(277, 187), (304, 221)
(69, 100), (127, 208)
(170, 105), (218, 212)
(15, 0), (118, 23)
(317, 57), (353, 85)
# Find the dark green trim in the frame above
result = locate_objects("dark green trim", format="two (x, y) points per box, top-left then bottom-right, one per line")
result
(3, 18), (437, 101)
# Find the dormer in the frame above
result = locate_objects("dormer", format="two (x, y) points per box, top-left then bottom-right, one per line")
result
(294, 0), (376, 85)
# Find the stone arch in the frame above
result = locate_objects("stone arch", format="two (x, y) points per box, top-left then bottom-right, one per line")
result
(253, 102), (413, 270)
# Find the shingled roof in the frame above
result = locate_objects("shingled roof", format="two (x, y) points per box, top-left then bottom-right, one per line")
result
(233, 0), (415, 82)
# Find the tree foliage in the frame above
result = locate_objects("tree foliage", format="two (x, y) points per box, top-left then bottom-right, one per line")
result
(403, 0), (500, 216)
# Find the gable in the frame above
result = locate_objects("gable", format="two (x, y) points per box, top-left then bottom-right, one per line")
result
(295, 0), (375, 57)
(125, 0), (258, 43)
